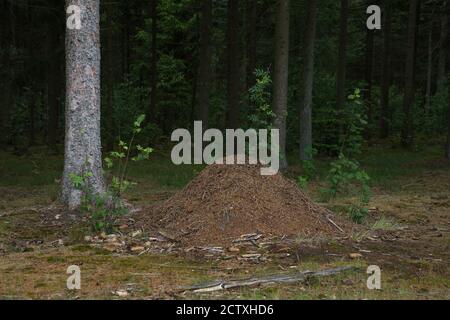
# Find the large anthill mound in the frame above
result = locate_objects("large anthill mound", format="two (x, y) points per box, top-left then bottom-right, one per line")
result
(142, 164), (345, 246)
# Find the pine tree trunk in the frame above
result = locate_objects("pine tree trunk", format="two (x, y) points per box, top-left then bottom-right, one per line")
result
(380, 0), (391, 139)
(273, 0), (290, 168)
(0, 0), (12, 147)
(149, 0), (158, 122)
(437, 12), (448, 90)
(401, 0), (419, 148)
(425, 22), (433, 111)
(246, 0), (257, 92)
(299, 0), (318, 161)
(105, 0), (114, 151)
(364, 26), (374, 143)
(62, 0), (105, 209)
(225, 0), (241, 129)
(47, 0), (63, 150)
(336, 0), (348, 113)
(195, 0), (213, 130)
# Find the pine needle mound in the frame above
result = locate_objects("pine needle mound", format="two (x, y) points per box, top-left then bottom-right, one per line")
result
(143, 164), (345, 246)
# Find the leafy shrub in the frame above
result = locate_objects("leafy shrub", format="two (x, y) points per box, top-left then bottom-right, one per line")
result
(71, 115), (153, 233)
(247, 68), (275, 130)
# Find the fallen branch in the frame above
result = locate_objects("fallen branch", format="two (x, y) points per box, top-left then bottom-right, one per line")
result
(325, 214), (345, 233)
(184, 266), (355, 293)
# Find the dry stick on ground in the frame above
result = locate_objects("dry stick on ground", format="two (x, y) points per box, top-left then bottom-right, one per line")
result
(184, 266), (355, 293)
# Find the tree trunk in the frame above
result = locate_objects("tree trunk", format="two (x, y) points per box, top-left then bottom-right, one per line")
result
(336, 0), (348, 113)
(401, 0), (419, 149)
(0, 0), (12, 147)
(437, 12), (448, 90)
(425, 21), (433, 111)
(380, 0), (391, 139)
(299, 0), (318, 161)
(246, 0), (257, 92)
(195, 0), (213, 130)
(62, 0), (105, 209)
(364, 25), (374, 143)
(225, 0), (241, 129)
(47, 0), (63, 150)
(273, 0), (290, 168)
(105, 0), (114, 151)
(149, 0), (158, 123)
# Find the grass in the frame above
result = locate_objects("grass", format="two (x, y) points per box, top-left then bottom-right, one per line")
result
(371, 216), (402, 231)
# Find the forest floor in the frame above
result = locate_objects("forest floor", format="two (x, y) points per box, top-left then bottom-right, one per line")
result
(0, 144), (449, 300)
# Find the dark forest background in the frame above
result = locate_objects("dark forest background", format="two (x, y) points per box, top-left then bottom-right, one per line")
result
(0, 0), (449, 160)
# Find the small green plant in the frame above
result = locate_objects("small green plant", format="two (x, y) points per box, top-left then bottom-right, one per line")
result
(247, 68), (275, 131)
(297, 176), (309, 190)
(338, 88), (368, 157)
(69, 170), (125, 233)
(104, 114), (153, 198)
(323, 154), (370, 201)
(320, 89), (371, 223)
(348, 205), (369, 224)
(70, 114), (153, 233)
(322, 154), (371, 224)
(297, 148), (317, 190)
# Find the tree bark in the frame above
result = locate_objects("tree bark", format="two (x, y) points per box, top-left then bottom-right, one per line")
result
(437, 12), (448, 90)
(105, 0), (114, 151)
(149, 0), (158, 123)
(225, 0), (241, 129)
(0, 0), (13, 147)
(401, 0), (419, 148)
(246, 0), (257, 93)
(47, 0), (64, 150)
(195, 0), (213, 130)
(299, 0), (318, 161)
(364, 25), (374, 143)
(379, 0), (391, 139)
(273, 0), (290, 168)
(336, 0), (348, 113)
(62, 0), (105, 209)
(425, 20), (433, 111)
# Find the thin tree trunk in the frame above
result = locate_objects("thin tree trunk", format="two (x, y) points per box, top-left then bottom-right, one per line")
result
(437, 12), (448, 90)
(273, 0), (290, 168)
(425, 21), (433, 111)
(195, 0), (213, 130)
(47, 9), (60, 150)
(149, 0), (158, 123)
(336, 0), (348, 113)
(401, 0), (419, 148)
(0, 0), (12, 147)
(380, 0), (391, 139)
(246, 0), (257, 93)
(364, 25), (374, 143)
(225, 0), (241, 129)
(62, 0), (105, 209)
(299, 0), (318, 161)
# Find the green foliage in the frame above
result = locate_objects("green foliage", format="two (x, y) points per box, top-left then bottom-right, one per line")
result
(247, 68), (275, 130)
(347, 205), (369, 224)
(339, 88), (368, 156)
(322, 154), (371, 224)
(297, 148), (318, 190)
(70, 115), (154, 233)
(69, 171), (124, 233)
(105, 114), (154, 198)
